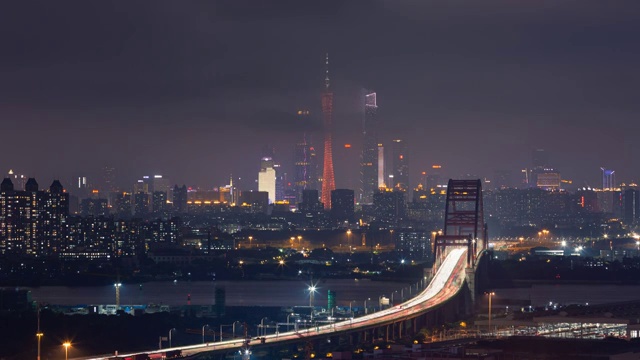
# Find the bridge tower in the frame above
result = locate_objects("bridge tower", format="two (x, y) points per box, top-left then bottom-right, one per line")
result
(433, 179), (487, 306)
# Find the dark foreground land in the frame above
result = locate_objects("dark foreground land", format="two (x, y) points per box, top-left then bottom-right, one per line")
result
(0, 306), (281, 360)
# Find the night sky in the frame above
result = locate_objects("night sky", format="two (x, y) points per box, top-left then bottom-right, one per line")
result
(2, 1), (640, 191)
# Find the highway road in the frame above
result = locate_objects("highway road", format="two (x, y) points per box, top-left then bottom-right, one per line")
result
(78, 248), (468, 360)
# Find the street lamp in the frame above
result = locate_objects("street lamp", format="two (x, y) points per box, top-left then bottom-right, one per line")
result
(232, 321), (242, 338)
(63, 342), (71, 360)
(114, 283), (122, 310)
(349, 300), (355, 315)
(36, 332), (43, 360)
(260, 317), (269, 337)
(168, 328), (176, 348)
(248, 236), (253, 248)
(308, 285), (317, 307)
(364, 298), (371, 314)
(297, 235), (302, 247)
(36, 304), (43, 360)
(202, 324), (210, 344)
(485, 292), (495, 336)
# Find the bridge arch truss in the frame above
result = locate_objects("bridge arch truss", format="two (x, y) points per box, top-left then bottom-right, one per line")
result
(434, 179), (487, 269)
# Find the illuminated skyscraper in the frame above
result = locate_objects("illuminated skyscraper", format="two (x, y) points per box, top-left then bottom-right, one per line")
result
(391, 139), (409, 191)
(360, 92), (378, 204)
(321, 53), (335, 210)
(377, 144), (385, 188)
(602, 168), (616, 190)
(258, 157), (276, 204)
(294, 110), (318, 202)
(0, 178), (68, 257)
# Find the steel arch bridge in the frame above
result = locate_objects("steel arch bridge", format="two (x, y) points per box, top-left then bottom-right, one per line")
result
(434, 179), (487, 270)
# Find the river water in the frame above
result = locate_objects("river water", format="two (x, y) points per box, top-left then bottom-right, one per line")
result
(24, 279), (412, 307)
(22, 281), (640, 308)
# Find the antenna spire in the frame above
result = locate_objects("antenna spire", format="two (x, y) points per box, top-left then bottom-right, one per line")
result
(324, 53), (330, 89)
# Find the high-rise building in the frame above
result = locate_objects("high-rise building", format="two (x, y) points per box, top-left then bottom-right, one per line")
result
(321, 53), (336, 210)
(113, 192), (132, 219)
(331, 189), (355, 222)
(395, 230), (431, 261)
(239, 191), (269, 214)
(41, 180), (69, 255)
(6, 169), (27, 190)
(536, 170), (562, 190)
(258, 157), (277, 204)
(102, 166), (116, 193)
(530, 148), (550, 188)
(373, 189), (406, 225)
(80, 198), (109, 217)
(623, 188), (639, 225)
(0, 178), (68, 257)
(602, 168), (616, 190)
(377, 144), (385, 189)
(298, 189), (322, 212)
(173, 185), (188, 214)
(293, 110), (318, 202)
(152, 191), (168, 217)
(274, 163), (286, 202)
(391, 139), (409, 191)
(426, 165), (443, 190)
(133, 192), (150, 217)
(360, 92), (378, 204)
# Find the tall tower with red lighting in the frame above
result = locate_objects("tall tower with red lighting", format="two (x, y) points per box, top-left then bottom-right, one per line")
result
(321, 53), (335, 210)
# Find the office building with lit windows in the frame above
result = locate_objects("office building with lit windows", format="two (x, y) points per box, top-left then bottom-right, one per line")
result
(360, 92), (378, 204)
(258, 157), (277, 204)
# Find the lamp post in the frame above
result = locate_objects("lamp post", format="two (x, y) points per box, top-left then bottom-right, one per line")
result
(287, 314), (295, 331)
(202, 324), (210, 344)
(232, 321), (242, 338)
(36, 332), (43, 360)
(349, 300), (355, 315)
(36, 304), (43, 360)
(364, 298), (371, 314)
(308, 285), (317, 307)
(168, 328), (176, 348)
(297, 235), (302, 247)
(248, 236), (253, 248)
(114, 283), (122, 310)
(486, 292), (495, 336)
(346, 229), (352, 247)
(63, 342), (71, 360)
(260, 317), (269, 337)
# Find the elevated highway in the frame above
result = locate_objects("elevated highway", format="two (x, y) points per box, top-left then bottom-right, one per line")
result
(81, 248), (469, 360)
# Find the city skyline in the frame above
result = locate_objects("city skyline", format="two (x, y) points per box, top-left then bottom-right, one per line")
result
(1, 1), (640, 190)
